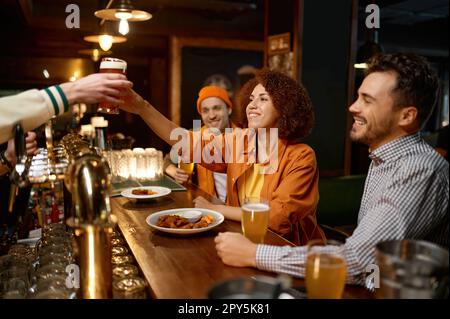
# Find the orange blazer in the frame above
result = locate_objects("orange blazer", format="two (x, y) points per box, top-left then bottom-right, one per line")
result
(186, 127), (325, 245)
(196, 164), (217, 198)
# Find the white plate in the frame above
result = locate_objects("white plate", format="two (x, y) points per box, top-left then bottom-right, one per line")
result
(146, 208), (224, 235)
(121, 186), (172, 200)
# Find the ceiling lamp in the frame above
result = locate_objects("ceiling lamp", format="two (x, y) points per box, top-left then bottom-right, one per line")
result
(95, 0), (152, 36)
(84, 22), (126, 51)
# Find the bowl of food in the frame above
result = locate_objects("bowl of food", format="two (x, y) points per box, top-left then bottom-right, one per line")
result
(146, 208), (224, 235)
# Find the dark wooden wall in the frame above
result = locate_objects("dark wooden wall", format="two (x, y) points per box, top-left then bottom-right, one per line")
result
(301, 0), (354, 176)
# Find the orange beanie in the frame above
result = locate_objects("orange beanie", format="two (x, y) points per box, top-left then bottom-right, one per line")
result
(196, 86), (232, 114)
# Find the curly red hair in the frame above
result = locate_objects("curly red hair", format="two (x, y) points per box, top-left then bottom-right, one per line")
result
(238, 69), (314, 140)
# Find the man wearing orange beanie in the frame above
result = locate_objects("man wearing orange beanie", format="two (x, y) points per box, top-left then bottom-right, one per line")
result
(165, 85), (234, 203)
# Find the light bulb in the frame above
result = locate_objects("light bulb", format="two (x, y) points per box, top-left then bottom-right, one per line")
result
(99, 35), (113, 51)
(118, 19), (129, 36)
(115, 11), (133, 20)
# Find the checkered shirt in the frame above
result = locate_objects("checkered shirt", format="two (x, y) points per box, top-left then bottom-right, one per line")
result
(256, 133), (449, 288)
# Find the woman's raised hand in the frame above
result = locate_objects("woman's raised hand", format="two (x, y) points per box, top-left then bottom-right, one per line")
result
(120, 88), (148, 115)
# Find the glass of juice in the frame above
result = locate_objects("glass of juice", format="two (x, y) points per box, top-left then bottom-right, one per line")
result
(305, 239), (347, 299)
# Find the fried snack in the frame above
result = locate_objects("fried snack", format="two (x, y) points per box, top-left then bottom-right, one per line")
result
(156, 214), (215, 229)
(156, 215), (191, 228)
(193, 215), (215, 228)
(132, 188), (158, 195)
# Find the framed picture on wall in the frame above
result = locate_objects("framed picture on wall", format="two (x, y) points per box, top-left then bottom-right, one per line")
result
(268, 52), (294, 78)
(267, 32), (291, 56)
(267, 33), (294, 78)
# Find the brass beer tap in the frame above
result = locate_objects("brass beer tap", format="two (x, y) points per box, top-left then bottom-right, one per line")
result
(65, 150), (116, 299)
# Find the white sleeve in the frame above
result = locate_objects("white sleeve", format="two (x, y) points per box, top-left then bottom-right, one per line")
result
(0, 86), (68, 144)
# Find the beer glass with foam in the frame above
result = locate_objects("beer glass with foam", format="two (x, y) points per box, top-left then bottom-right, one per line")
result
(241, 197), (269, 244)
(97, 57), (127, 114)
(305, 239), (347, 299)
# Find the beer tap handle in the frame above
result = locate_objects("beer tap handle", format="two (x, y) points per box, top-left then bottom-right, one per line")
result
(8, 123), (27, 213)
(14, 123), (26, 164)
(12, 123), (28, 181)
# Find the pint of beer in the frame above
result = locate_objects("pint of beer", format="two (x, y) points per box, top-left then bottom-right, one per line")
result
(97, 57), (127, 114)
(241, 198), (269, 244)
(305, 239), (347, 299)
(178, 161), (194, 182)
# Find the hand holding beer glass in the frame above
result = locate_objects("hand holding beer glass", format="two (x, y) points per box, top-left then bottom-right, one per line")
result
(241, 197), (269, 244)
(177, 159), (194, 183)
(97, 57), (127, 114)
(305, 239), (347, 299)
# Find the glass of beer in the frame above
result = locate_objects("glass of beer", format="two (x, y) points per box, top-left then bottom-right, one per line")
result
(177, 158), (194, 183)
(97, 57), (127, 114)
(305, 239), (347, 299)
(241, 197), (269, 244)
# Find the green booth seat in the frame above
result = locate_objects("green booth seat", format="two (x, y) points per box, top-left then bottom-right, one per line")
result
(316, 174), (366, 241)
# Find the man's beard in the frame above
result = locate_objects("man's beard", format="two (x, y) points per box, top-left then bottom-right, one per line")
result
(350, 121), (394, 148)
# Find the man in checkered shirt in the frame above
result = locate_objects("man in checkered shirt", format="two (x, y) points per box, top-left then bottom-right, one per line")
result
(214, 53), (449, 288)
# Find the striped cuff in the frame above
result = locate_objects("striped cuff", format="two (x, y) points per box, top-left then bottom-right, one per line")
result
(40, 85), (69, 116)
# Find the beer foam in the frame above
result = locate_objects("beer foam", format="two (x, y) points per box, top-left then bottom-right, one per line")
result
(100, 59), (127, 72)
(242, 203), (269, 212)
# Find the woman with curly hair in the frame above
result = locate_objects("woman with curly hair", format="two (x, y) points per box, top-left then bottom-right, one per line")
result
(120, 69), (324, 245)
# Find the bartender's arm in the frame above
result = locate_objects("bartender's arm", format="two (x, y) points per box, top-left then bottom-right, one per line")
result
(0, 73), (132, 144)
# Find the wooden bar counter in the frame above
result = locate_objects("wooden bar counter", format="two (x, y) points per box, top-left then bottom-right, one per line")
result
(111, 182), (373, 299)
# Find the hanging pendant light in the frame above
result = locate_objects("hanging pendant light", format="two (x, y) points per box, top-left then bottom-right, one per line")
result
(95, 0), (152, 36)
(84, 21), (127, 51)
